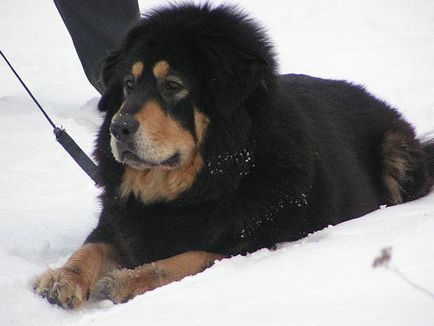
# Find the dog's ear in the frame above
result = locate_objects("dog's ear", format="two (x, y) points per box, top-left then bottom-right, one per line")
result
(231, 49), (269, 101)
(201, 44), (271, 120)
(98, 50), (123, 112)
(100, 49), (122, 89)
(97, 78), (123, 113)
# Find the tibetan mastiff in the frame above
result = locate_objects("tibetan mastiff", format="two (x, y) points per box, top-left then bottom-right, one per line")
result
(35, 4), (434, 308)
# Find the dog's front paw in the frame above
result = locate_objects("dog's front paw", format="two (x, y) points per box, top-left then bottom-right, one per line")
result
(92, 266), (160, 304)
(92, 270), (135, 304)
(34, 267), (90, 309)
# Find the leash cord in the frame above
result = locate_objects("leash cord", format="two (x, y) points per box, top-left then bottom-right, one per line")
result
(1, 50), (56, 129)
(1, 50), (100, 185)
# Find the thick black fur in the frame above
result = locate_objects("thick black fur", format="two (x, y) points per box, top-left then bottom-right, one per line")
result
(88, 4), (434, 266)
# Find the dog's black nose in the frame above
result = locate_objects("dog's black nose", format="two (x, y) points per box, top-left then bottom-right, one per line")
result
(110, 116), (139, 142)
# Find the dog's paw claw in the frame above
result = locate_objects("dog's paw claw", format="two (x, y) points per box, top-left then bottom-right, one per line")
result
(66, 296), (78, 309)
(34, 269), (87, 309)
(93, 277), (115, 301)
(92, 271), (134, 304)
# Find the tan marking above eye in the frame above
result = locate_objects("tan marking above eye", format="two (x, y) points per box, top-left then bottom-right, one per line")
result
(131, 61), (144, 79)
(153, 60), (170, 79)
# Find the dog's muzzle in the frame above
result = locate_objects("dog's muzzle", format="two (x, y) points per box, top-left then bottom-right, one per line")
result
(110, 115), (181, 170)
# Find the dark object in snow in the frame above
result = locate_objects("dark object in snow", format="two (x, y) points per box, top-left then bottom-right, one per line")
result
(35, 4), (434, 309)
(373, 247), (434, 300)
(372, 247), (393, 268)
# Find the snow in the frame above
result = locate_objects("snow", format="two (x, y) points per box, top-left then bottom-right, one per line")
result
(1, 0), (433, 325)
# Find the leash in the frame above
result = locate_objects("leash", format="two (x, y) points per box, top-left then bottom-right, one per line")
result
(1, 50), (100, 185)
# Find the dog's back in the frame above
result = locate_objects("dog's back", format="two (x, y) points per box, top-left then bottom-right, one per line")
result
(279, 74), (434, 221)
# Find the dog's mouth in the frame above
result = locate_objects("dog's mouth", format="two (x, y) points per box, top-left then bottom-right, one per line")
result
(121, 150), (180, 170)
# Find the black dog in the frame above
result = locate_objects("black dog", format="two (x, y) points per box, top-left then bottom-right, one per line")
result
(35, 4), (434, 308)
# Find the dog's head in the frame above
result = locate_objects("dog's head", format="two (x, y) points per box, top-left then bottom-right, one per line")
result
(105, 57), (206, 171)
(97, 4), (276, 201)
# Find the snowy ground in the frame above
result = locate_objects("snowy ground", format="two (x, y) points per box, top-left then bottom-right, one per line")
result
(1, 0), (433, 325)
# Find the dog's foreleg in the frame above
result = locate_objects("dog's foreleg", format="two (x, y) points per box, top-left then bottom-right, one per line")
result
(92, 251), (225, 304)
(34, 242), (119, 309)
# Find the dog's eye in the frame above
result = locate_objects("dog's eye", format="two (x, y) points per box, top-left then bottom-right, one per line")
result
(159, 77), (187, 102)
(123, 75), (136, 92)
(164, 80), (184, 91)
